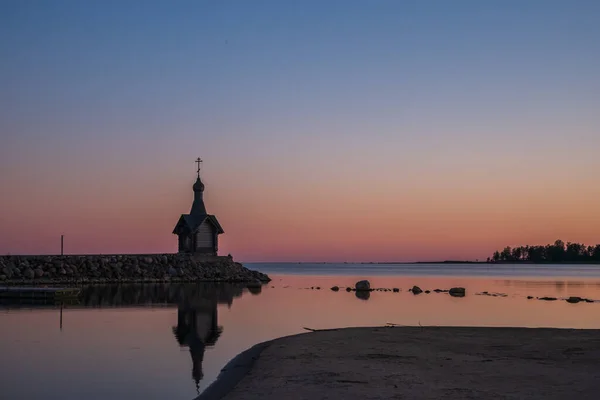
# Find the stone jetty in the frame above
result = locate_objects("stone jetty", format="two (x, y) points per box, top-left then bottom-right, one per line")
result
(0, 254), (270, 285)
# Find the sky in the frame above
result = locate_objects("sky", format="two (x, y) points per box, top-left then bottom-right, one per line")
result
(1, 0), (599, 262)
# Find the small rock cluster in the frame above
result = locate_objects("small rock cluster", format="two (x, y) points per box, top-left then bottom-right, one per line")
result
(476, 291), (508, 297)
(310, 281), (598, 304)
(565, 296), (595, 304)
(0, 254), (270, 284)
(533, 296), (595, 303)
(410, 285), (465, 297)
(327, 281), (467, 298)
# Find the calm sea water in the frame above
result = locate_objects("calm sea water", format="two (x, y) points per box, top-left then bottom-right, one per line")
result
(2, 263), (600, 400)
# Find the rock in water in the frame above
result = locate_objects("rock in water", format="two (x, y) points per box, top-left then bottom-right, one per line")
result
(392, 288), (400, 293)
(566, 297), (582, 304)
(449, 287), (466, 297)
(411, 285), (423, 295)
(355, 280), (370, 291)
(330, 286), (340, 291)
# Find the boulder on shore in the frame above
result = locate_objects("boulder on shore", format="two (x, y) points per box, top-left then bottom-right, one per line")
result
(355, 280), (371, 291)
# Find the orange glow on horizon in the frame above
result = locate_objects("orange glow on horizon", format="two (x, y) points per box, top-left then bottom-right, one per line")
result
(1, 165), (598, 262)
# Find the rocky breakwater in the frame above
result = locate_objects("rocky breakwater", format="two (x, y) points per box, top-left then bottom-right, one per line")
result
(0, 254), (270, 285)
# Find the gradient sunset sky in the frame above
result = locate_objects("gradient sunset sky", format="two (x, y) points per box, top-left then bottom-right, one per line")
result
(1, 0), (599, 261)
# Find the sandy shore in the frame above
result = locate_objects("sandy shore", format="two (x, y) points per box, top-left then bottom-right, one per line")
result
(203, 326), (600, 400)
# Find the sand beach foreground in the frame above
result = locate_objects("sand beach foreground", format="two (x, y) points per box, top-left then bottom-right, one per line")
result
(201, 326), (600, 400)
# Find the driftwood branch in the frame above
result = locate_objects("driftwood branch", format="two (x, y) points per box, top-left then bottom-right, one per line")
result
(303, 327), (340, 332)
(386, 322), (408, 327)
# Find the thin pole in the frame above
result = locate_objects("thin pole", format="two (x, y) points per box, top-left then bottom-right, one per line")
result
(61, 235), (64, 255)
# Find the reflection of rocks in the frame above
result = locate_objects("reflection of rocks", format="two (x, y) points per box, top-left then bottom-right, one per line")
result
(78, 282), (248, 308)
(476, 291), (508, 297)
(247, 285), (262, 295)
(246, 280), (266, 295)
(355, 290), (370, 301)
(246, 280), (262, 289)
(500, 280), (588, 290)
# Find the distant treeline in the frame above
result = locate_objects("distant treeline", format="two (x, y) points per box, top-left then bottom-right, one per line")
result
(489, 240), (600, 263)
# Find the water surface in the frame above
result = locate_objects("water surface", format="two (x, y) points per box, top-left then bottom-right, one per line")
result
(2, 263), (600, 400)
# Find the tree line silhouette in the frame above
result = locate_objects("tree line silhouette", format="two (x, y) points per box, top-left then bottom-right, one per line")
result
(488, 240), (600, 263)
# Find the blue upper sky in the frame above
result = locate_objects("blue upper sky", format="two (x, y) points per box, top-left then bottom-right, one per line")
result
(3, 1), (598, 153)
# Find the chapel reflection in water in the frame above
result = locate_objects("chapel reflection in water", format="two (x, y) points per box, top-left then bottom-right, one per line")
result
(172, 292), (222, 392)
(170, 283), (248, 392)
(76, 282), (261, 391)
